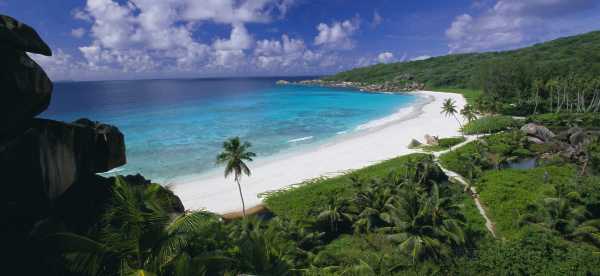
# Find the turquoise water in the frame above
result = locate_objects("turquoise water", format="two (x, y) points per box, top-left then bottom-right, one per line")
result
(44, 78), (417, 182)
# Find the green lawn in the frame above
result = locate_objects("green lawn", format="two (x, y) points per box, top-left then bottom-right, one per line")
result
(475, 165), (576, 239)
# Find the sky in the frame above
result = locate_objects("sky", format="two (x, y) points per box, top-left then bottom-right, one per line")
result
(2, 0), (600, 81)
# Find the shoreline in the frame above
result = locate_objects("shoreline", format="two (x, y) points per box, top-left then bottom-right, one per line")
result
(172, 90), (466, 214)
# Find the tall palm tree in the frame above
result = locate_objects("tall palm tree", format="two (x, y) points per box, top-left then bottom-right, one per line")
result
(441, 98), (464, 135)
(216, 137), (256, 217)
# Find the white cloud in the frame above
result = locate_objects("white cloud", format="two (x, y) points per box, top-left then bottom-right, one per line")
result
(70, 27), (86, 38)
(213, 23), (253, 51)
(446, 0), (600, 53)
(410, 55), (431, 61)
(371, 11), (383, 28)
(70, 0), (298, 74)
(377, 52), (394, 63)
(314, 17), (360, 49)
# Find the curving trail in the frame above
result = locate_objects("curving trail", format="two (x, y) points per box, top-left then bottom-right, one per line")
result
(429, 136), (497, 238)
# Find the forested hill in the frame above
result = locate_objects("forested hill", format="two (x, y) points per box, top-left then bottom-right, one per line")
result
(325, 30), (600, 89)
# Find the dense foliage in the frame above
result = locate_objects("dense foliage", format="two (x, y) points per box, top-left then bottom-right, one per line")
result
(326, 31), (600, 115)
(326, 31), (600, 88)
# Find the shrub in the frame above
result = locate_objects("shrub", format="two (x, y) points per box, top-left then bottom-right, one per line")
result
(462, 116), (522, 135)
(438, 137), (466, 148)
(528, 113), (600, 129)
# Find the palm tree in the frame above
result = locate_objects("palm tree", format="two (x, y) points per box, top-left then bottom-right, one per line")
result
(520, 186), (600, 248)
(441, 98), (464, 135)
(316, 197), (355, 234)
(42, 177), (221, 276)
(460, 104), (477, 123)
(378, 183), (465, 264)
(216, 137), (256, 217)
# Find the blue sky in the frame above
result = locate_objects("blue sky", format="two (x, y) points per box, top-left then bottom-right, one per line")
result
(2, 0), (600, 81)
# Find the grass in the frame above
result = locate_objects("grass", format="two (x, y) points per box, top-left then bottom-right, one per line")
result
(462, 116), (522, 135)
(264, 154), (432, 223)
(475, 165), (576, 239)
(430, 87), (483, 106)
(421, 136), (466, 152)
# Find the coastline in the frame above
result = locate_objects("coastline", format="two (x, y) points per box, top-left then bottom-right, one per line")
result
(172, 90), (466, 214)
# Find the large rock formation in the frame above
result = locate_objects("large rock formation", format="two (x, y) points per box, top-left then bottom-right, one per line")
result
(521, 123), (556, 143)
(2, 118), (126, 200)
(0, 15), (53, 137)
(0, 15), (126, 211)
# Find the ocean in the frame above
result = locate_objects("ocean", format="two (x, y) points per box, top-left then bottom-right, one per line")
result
(43, 77), (417, 183)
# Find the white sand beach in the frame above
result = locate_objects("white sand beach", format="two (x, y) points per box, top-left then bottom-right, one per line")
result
(172, 91), (467, 214)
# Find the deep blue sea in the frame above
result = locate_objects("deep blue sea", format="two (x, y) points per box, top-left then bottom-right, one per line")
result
(43, 77), (417, 182)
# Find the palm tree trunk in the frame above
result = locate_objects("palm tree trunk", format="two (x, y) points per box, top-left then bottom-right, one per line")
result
(453, 114), (464, 137)
(236, 178), (246, 217)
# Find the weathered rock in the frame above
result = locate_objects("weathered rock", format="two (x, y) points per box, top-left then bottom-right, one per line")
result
(527, 136), (545, 144)
(424, 134), (439, 145)
(0, 15), (53, 136)
(408, 139), (422, 149)
(1, 118), (126, 201)
(521, 123), (555, 142)
(0, 15), (52, 55)
(567, 127), (585, 145)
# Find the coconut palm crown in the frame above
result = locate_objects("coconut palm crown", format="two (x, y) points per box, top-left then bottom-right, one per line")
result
(216, 137), (256, 217)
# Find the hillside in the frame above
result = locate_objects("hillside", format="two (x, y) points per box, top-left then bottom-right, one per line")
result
(326, 31), (600, 89)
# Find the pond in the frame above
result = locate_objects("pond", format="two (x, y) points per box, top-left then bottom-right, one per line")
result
(502, 158), (538, 170)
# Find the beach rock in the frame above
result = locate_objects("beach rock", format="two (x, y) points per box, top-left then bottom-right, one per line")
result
(0, 15), (53, 137)
(521, 123), (555, 142)
(1, 118), (126, 201)
(408, 139), (422, 149)
(424, 134), (439, 145)
(276, 80), (290, 85)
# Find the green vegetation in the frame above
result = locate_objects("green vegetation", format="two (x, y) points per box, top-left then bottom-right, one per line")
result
(326, 31), (600, 116)
(30, 129), (600, 275)
(476, 166), (575, 239)
(326, 31), (600, 88)
(527, 113), (600, 129)
(462, 116), (522, 135)
(421, 137), (466, 152)
(439, 131), (532, 178)
(216, 137), (256, 217)
(264, 153), (432, 223)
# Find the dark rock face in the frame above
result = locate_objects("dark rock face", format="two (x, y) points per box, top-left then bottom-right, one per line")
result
(2, 118), (126, 200)
(0, 15), (52, 137)
(0, 15), (52, 55)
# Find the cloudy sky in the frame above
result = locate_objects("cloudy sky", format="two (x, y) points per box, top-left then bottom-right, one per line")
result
(3, 0), (600, 81)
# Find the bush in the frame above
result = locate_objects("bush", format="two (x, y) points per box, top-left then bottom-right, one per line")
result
(462, 116), (522, 135)
(454, 230), (600, 275)
(438, 137), (466, 148)
(439, 131), (530, 178)
(421, 137), (466, 152)
(475, 165), (576, 239)
(528, 113), (600, 129)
